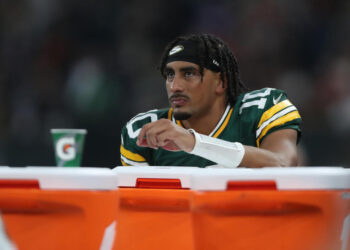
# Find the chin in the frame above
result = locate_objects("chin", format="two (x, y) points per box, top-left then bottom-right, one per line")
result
(173, 111), (192, 120)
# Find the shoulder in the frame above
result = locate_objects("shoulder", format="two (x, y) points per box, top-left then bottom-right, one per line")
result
(234, 88), (289, 120)
(237, 88), (288, 113)
(235, 87), (302, 146)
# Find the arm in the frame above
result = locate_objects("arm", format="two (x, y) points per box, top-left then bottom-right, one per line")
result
(136, 119), (299, 168)
(241, 129), (298, 168)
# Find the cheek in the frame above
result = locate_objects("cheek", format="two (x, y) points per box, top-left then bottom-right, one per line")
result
(197, 86), (216, 107)
(191, 88), (208, 105)
(165, 82), (171, 95)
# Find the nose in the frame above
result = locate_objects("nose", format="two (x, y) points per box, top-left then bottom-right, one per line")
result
(169, 75), (184, 92)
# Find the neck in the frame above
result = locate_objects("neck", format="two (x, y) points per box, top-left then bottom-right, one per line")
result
(181, 99), (227, 135)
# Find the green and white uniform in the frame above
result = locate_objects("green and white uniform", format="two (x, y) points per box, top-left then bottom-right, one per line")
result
(120, 88), (302, 167)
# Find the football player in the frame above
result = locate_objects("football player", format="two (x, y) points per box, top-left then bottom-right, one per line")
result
(120, 34), (301, 168)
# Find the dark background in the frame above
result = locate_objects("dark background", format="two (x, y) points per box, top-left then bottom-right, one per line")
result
(0, 0), (349, 168)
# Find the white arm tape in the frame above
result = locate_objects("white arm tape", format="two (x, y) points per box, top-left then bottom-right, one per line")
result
(188, 129), (245, 168)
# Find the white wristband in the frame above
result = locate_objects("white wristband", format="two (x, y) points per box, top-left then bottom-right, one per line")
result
(188, 129), (245, 168)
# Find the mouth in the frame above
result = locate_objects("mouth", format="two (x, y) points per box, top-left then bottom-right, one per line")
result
(169, 95), (189, 107)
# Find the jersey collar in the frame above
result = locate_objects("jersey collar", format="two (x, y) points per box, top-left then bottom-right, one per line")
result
(168, 104), (233, 138)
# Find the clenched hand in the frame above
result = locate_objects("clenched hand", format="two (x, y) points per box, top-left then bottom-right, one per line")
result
(136, 119), (195, 152)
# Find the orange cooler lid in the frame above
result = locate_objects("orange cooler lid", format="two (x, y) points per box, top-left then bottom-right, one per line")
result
(0, 167), (118, 190)
(191, 167), (350, 191)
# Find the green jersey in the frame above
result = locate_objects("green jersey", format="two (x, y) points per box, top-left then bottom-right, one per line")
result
(120, 88), (302, 167)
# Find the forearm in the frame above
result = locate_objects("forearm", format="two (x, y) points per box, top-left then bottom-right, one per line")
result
(188, 129), (298, 168)
(188, 129), (245, 168)
(240, 145), (297, 168)
(136, 120), (298, 168)
(244, 129), (299, 168)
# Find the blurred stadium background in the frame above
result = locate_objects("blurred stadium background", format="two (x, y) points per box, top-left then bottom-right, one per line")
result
(0, 0), (349, 168)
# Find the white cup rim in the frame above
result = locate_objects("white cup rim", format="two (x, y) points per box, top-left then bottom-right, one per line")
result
(50, 129), (87, 134)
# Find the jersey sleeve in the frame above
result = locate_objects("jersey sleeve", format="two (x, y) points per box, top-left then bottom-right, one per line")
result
(120, 126), (149, 166)
(120, 110), (160, 166)
(255, 88), (301, 146)
(238, 88), (302, 147)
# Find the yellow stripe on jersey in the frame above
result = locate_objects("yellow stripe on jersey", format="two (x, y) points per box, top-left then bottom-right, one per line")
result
(168, 107), (184, 127)
(176, 120), (183, 127)
(121, 159), (131, 166)
(213, 107), (234, 138)
(257, 100), (292, 128)
(120, 145), (146, 162)
(168, 108), (172, 120)
(256, 110), (301, 147)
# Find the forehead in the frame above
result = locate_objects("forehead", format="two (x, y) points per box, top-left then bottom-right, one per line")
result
(165, 61), (200, 70)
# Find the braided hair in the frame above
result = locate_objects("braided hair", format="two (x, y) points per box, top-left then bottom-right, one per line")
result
(159, 34), (249, 105)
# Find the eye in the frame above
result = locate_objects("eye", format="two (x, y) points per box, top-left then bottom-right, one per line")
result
(165, 71), (175, 81)
(184, 71), (195, 78)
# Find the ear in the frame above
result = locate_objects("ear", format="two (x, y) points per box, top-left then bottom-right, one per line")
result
(215, 73), (227, 95)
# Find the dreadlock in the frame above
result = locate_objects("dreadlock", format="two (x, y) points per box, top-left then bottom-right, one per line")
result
(158, 34), (249, 106)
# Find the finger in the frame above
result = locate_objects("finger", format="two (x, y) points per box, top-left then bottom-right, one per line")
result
(147, 123), (173, 149)
(145, 121), (173, 149)
(138, 137), (148, 146)
(162, 140), (181, 151)
(137, 123), (151, 147)
(137, 128), (147, 146)
(145, 127), (160, 149)
(156, 130), (174, 147)
(156, 130), (181, 151)
(137, 119), (176, 149)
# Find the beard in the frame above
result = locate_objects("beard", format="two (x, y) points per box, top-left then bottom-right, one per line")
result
(169, 93), (192, 120)
(173, 111), (192, 120)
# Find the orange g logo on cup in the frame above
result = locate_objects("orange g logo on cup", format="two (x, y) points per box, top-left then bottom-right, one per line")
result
(56, 137), (76, 161)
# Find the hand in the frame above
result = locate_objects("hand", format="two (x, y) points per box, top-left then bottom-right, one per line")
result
(136, 119), (195, 152)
